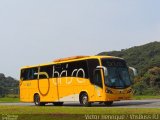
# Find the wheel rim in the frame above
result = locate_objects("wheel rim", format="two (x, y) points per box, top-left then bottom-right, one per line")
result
(82, 95), (88, 105)
(35, 96), (40, 105)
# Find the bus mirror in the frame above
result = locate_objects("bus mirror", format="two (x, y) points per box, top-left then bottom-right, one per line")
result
(96, 66), (108, 77)
(129, 67), (137, 77)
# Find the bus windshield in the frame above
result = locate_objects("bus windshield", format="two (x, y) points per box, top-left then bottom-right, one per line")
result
(101, 59), (131, 89)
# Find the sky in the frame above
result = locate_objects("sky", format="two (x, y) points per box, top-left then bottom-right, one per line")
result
(0, 0), (160, 79)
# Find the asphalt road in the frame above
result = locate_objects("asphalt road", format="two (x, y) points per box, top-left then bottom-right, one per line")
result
(0, 99), (160, 108)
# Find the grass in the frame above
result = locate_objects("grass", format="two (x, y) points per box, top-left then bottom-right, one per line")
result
(133, 95), (160, 100)
(0, 106), (159, 120)
(0, 94), (19, 103)
(0, 95), (159, 120)
(0, 97), (19, 103)
(0, 95), (160, 119)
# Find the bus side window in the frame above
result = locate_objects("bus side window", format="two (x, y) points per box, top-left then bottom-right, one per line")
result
(87, 59), (100, 84)
(20, 69), (25, 80)
(21, 68), (38, 80)
(39, 65), (53, 79)
(93, 69), (103, 88)
(21, 69), (29, 80)
(30, 68), (38, 80)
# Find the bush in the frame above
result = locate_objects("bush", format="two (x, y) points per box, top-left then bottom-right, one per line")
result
(133, 67), (160, 96)
(133, 81), (146, 95)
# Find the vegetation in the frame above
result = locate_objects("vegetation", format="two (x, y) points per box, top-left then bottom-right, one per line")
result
(0, 73), (19, 97)
(134, 95), (160, 100)
(0, 106), (159, 120)
(133, 67), (160, 95)
(0, 97), (19, 102)
(99, 41), (160, 95)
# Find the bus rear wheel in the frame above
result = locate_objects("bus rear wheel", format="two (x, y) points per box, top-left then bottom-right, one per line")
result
(34, 94), (45, 106)
(80, 93), (91, 107)
(104, 101), (113, 106)
(53, 102), (64, 106)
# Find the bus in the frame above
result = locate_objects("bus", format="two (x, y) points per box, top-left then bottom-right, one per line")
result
(20, 55), (137, 106)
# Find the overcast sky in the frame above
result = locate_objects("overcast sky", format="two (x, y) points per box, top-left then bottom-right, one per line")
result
(0, 0), (160, 79)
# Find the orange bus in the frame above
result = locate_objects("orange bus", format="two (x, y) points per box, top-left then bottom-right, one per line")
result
(20, 56), (136, 106)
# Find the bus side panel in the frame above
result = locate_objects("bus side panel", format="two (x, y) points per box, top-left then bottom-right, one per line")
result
(73, 79), (105, 102)
(73, 78), (94, 102)
(24, 78), (58, 102)
(58, 77), (74, 102)
(33, 78), (59, 102)
(20, 81), (30, 102)
(39, 78), (59, 102)
(57, 77), (92, 102)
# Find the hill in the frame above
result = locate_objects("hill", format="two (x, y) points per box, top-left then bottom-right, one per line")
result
(0, 73), (19, 97)
(98, 41), (160, 75)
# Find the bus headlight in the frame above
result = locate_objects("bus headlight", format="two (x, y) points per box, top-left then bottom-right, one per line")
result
(106, 88), (113, 94)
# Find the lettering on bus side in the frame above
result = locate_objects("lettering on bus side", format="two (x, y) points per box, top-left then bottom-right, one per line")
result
(21, 59), (100, 85)
(52, 60), (89, 85)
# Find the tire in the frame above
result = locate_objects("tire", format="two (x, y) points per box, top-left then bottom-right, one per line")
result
(80, 93), (91, 107)
(53, 102), (64, 106)
(34, 94), (45, 106)
(104, 101), (113, 106)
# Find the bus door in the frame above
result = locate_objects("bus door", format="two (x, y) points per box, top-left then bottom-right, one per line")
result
(93, 69), (103, 101)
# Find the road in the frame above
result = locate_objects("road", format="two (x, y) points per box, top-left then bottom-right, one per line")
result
(0, 99), (160, 108)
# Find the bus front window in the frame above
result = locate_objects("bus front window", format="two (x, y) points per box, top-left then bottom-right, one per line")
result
(102, 59), (131, 89)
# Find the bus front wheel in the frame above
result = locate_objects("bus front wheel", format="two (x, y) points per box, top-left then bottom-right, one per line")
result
(34, 94), (45, 106)
(80, 93), (91, 107)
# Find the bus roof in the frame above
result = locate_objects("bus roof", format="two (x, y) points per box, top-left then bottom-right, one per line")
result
(21, 55), (123, 69)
